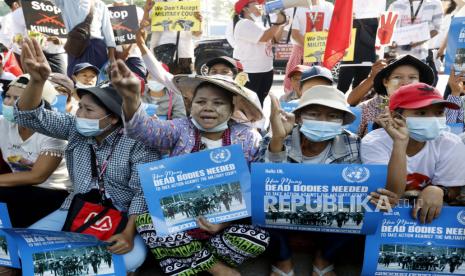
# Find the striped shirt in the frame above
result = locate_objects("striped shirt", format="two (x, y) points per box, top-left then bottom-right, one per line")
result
(389, 0), (443, 60)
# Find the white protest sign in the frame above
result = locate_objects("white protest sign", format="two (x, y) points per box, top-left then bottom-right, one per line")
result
(392, 22), (431, 45)
(354, 0), (386, 19)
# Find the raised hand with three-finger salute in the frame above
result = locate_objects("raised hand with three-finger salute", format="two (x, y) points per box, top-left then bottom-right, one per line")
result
(375, 106), (409, 145)
(269, 94), (295, 153)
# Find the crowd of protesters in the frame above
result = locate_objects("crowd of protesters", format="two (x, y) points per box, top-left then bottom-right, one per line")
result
(0, 0), (464, 275)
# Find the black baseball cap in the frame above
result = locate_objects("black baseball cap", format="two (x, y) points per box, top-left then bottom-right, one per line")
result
(77, 86), (122, 117)
(73, 62), (100, 76)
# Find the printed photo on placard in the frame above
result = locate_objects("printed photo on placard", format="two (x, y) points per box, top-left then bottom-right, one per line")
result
(265, 204), (366, 231)
(445, 17), (465, 74)
(138, 145), (251, 236)
(362, 207), (465, 275)
(160, 182), (245, 226)
(252, 163), (387, 234)
(377, 244), (464, 274)
(0, 229), (125, 275)
(32, 245), (115, 276)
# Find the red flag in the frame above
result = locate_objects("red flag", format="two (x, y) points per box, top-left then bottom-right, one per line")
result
(3, 51), (23, 77)
(323, 0), (353, 69)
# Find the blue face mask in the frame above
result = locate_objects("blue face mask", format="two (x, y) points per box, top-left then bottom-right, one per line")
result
(76, 114), (111, 137)
(406, 117), (447, 142)
(2, 104), (15, 123)
(300, 119), (343, 142)
(191, 117), (229, 133)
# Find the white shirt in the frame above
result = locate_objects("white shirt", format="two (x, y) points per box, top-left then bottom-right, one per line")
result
(0, 117), (71, 190)
(361, 128), (465, 187)
(201, 136), (222, 149)
(233, 18), (273, 73)
(291, 2), (334, 45)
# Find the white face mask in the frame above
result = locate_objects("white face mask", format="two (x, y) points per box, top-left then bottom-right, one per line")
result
(75, 82), (94, 89)
(249, 13), (263, 22)
(147, 80), (165, 92)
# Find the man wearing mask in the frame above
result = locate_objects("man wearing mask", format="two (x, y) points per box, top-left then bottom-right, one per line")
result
(71, 63), (99, 89)
(362, 83), (465, 223)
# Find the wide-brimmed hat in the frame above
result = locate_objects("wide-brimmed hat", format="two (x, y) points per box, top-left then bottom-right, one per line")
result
(173, 74), (264, 122)
(9, 74), (58, 105)
(293, 85), (356, 125)
(77, 85), (122, 117)
(373, 55), (434, 95)
(389, 83), (460, 111)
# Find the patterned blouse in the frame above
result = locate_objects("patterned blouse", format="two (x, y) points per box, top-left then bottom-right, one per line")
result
(123, 105), (262, 163)
(357, 94), (386, 137)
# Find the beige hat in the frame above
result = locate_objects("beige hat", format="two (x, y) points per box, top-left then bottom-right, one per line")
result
(9, 74), (59, 105)
(293, 85), (356, 125)
(173, 74), (264, 122)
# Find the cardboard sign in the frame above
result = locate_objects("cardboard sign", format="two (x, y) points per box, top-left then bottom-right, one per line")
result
(21, 0), (67, 38)
(151, 1), (201, 32)
(1, 229), (126, 275)
(392, 22), (431, 46)
(138, 145), (251, 236)
(445, 17), (465, 74)
(362, 207), (465, 275)
(251, 163), (386, 234)
(108, 5), (139, 45)
(303, 29), (356, 63)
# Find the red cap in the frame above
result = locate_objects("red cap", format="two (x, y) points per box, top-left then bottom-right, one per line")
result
(235, 0), (264, 14)
(287, 64), (311, 78)
(389, 83), (460, 111)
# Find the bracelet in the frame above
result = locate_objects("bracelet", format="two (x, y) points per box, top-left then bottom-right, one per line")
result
(436, 185), (449, 202)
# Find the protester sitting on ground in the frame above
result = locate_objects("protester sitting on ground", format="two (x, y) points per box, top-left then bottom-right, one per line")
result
(48, 73), (79, 114)
(114, 61), (268, 275)
(142, 73), (186, 120)
(362, 83), (465, 223)
(444, 67), (465, 124)
(356, 55), (435, 137)
(0, 74), (70, 228)
(72, 63), (100, 88)
(13, 38), (159, 273)
(52, 0), (116, 77)
(280, 65), (310, 103)
(346, 59), (388, 106)
(258, 86), (397, 276)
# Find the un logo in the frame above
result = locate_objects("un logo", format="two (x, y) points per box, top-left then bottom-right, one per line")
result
(342, 166), (370, 183)
(210, 148), (231, 164)
(457, 210), (465, 226)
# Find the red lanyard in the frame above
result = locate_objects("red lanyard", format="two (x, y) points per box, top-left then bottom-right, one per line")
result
(90, 132), (122, 199)
(191, 128), (231, 153)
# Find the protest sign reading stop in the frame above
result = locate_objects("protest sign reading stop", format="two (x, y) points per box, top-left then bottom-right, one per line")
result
(22, 0), (67, 38)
